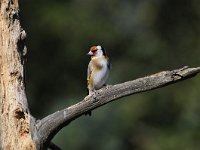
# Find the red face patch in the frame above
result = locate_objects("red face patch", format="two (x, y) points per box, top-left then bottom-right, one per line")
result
(90, 46), (97, 52)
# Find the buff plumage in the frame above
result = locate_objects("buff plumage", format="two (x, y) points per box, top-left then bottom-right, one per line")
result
(87, 45), (110, 95)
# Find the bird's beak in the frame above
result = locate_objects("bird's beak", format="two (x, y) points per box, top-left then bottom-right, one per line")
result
(87, 51), (93, 56)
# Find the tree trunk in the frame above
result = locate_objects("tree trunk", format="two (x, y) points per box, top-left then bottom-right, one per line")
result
(0, 0), (36, 149)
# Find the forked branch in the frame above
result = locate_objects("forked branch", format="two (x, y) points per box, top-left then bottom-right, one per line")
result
(36, 66), (200, 146)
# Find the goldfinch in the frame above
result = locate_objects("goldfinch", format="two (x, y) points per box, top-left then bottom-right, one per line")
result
(87, 45), (111, 95)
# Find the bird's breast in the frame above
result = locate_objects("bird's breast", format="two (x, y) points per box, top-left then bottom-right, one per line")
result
(92, 64), (109, 89)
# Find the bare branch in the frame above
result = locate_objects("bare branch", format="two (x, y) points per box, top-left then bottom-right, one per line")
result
(36, 66), (200, 145)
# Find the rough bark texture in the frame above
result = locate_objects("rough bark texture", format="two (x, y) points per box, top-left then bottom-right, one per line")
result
(0, 0), (36, 149)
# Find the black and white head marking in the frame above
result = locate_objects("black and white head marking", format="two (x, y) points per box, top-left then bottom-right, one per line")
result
(96, 45), (107, 56)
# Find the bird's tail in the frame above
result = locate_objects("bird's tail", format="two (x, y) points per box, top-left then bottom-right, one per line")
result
(85, 88), (92, 116)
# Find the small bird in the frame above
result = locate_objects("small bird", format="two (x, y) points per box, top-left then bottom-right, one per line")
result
(86, 45), (111, 115)
(87, 45), (111, 95)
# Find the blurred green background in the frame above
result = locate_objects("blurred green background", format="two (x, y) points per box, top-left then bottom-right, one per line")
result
(20, 0), (200, 149)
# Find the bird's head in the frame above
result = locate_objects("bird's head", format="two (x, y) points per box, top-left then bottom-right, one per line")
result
(87, 45), (107, 58)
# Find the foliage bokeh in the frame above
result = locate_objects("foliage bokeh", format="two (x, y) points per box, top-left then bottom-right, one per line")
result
(20, 0), (200, 149)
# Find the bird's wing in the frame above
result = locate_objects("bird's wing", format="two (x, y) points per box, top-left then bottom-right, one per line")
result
(87, 62), (92, 90)
(107, 57), (112, 70)
(87, 62), (92, 81)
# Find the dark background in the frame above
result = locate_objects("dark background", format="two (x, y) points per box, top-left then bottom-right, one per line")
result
(20, 0), (200, 149)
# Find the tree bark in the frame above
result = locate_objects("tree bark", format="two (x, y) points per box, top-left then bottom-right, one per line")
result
(1, 0), (200, 150)
(0, 0), (36, 149)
